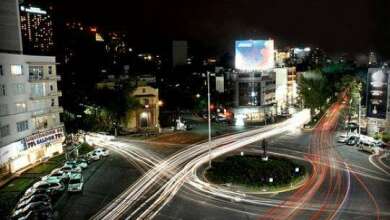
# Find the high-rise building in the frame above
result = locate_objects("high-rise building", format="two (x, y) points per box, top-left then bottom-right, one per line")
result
(172, 41), (188, 67)
(19, 4), (54, 55)
(0, 0), (23, 53)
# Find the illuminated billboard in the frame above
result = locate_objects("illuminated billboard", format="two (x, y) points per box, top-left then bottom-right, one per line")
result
(235, 40), (274, 71)
(367, 68), (389, 119)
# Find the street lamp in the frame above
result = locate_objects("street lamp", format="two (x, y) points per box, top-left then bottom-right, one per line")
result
(358, 94), (361, 136)
(207, 71), (212, 168)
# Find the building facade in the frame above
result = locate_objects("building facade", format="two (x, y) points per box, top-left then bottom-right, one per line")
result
(172, 41), (188, 67)
(366, 67), (390, 135)
(127, 86), (160, 132)
(232, 71), (277, 123)
(0, 0), (23, 53)
(0, 53), (64, 173)
(19, 4), (54, 55)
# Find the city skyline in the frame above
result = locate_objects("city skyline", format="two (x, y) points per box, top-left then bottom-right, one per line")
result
(45, 0), (389, 57)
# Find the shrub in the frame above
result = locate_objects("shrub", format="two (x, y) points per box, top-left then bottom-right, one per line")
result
(206, 155), (305, 187)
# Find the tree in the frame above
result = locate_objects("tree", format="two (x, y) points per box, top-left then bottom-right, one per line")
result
(298, 71), (331, 116)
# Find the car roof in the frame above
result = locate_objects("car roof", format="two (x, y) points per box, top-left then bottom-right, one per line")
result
(69, 173), (82, 179)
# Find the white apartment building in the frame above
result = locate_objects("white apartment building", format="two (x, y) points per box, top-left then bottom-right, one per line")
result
(274, 67), (298, 114)
(0, 53), (64, 173)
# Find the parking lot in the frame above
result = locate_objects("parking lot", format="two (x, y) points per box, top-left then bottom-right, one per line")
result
(0, 144), (141, 219)
(54, 151), (140, 219)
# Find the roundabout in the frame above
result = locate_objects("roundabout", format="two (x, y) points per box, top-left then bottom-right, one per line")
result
(203, 153), (308, 194)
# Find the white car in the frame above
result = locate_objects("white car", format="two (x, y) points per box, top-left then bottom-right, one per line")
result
(63, 163), (82, 173)
(42, 170), (68, 183)
(359, 142), (378, 154)
(68, 173), (84, 192)
(76, 159), (88, 169)
(337, 134), (350, 143)
(87, 151), (100, 161)
(95, 148), (109, 157)
(26, 181), (64, 195)
(64, 161), (83, 171)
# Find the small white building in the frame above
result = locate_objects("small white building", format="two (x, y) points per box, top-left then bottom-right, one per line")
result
(126, 86), (160, 132)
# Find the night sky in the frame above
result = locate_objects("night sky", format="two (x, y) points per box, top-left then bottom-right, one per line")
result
(52, 0), (390, 57)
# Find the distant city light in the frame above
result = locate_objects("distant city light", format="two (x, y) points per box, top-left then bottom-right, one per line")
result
(21, 6), (47, 14)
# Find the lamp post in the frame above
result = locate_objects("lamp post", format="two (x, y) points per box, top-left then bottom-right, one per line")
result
(207, 71), (212, 168)
(358, 94), (361, 136)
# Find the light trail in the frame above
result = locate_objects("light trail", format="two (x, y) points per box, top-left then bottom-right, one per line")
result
(87, 101), (387, 220)
(89, 110), (311, 219)
(259, 102), (351, 220)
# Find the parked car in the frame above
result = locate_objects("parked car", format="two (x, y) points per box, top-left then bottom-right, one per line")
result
(16, 194), (50, 210)
(68, 173), (84, 193)
(27, 181), (64, 195)
(22, 188), (50, 199)
(75, 159), (88, 169)
(17, 209), (54, 220)
(41, 171), (68, 183)
(11, 201), (52, 219)
(64, 161), (83, 172)
(87, 151), (100, 161)
(62, 163), (82, 173)
(95, 148), (109, 157)
(337, 134), (350, 143)
(24, 182), (51, 195)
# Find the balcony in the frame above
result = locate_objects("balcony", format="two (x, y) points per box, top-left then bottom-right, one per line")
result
(30, 91), (62, 100)
(32, 123), (65, 134)
(29, 75), (57, 83)
(31, 106), (64, 118)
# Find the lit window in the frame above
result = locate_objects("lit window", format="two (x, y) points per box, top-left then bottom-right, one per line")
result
(16, 120), (29, 132)
(15, 102), (27, 113)
(11, 65), (23, 75)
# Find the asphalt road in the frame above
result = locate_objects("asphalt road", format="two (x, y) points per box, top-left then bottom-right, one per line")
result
(153, 107), (390, 219)
(57, 108), (390, 220)
(54, 152), (140, 219)
(154, 132), (390, 220)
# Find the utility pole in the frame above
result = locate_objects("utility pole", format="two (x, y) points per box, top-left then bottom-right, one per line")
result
(358, 94), (361, 136)
(207, 71), (212, 168)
